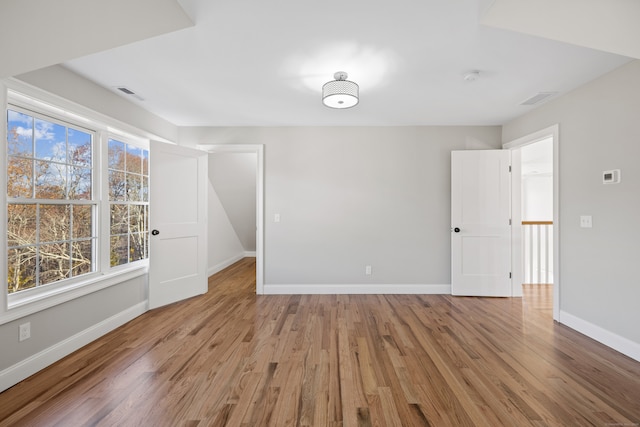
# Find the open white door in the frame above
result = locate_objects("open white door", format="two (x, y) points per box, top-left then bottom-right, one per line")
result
(149, 141), (208, 309)
(451, 150), (511, 296)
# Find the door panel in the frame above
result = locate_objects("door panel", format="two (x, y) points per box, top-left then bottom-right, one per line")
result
(451, 150), (511, 296)
(149, 142), (208, 309)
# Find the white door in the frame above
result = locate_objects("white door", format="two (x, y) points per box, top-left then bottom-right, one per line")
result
(149, 141), (208, 309)
(451, 150), (511, 296)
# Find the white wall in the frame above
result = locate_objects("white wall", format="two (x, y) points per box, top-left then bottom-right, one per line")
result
(207, 158), (246, 276)
(182, 126), (502, 292)
(503, 59), (640, 358)
(209, 153), (257, 252)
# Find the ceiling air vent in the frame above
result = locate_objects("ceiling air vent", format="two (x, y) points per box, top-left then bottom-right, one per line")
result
(117, 87), (135, 95)
(520, 92), (558, 106)
(114, 86), (145, 101)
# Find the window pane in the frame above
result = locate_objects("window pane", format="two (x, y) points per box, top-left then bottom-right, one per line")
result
(108, 139), (125, 170)
(7, 156), (33, 198)
(72, 240), (93, 277)
(40, 242), (70, 285)
(130, 233), (146, 262)
(7, 105), (98, 295)
(129, 205), (147, 233)
(142, 149), (149, 175)
(126, 145), (142, 174)
(35, 161), (67, 199)
(142, 176), (149, 202)
(35, 119), (66, 162)
(72, 205), (93, 239)
(7, 204), (37, 247)
(109, 170), (126, 201)
(144, 232), (149, 259)
(7, 110), (33, 156)
(40, 204), (70, 243)
(110, 204), (128, 235)
(68, 128), (91, 166)
(126, 174), (141, 201)
(68, 166), (91, 199)
(110, 235), (128, 267)
(7, 247), (37, 294)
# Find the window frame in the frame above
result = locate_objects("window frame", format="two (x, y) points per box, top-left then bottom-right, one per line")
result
(7, 104), (99, 293)
(1, 80), (150, 325)
(106, 136), (150, 268)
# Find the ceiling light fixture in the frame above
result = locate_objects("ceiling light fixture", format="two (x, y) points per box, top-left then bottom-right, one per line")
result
(322, 71), (359, 109)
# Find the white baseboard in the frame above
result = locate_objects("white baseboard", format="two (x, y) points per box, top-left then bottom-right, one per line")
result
(560, 310), (640, 363)
(0, 301), (147, 393)
(264, 283), (451, 295)
(207, 253), (245, 277)
(244, 251), (256, 257)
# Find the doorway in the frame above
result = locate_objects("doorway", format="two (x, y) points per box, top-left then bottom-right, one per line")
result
(520, 137), (553, 286)
(504, 125), (560, 321)
(198, 144), (264, 294)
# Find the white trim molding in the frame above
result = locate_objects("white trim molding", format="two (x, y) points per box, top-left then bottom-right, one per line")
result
(503, 124), (560, 321)
(264, 284), (451, 295)
(0, 301), (147, 393)
(207, 253), (246, 277)
(560, 311), (640, 363)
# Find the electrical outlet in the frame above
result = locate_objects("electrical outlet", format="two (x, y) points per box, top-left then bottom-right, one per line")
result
(365, 265), (372, 275)
(19, 322), (31, 342)
(580, 215), (592, 228)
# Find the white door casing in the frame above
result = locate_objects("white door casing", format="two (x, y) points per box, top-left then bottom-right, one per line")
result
(199, 144), (264, 295)
(451, 150), (512, 296)
(149, 141), (208, 309)
(503, 124), (560, 320)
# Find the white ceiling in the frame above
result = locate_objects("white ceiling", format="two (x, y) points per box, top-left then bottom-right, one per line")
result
(47, 1), (636, 126)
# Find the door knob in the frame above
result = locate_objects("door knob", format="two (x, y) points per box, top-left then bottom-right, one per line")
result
(453, 227), (460, 233)
(152, 229), (160, 236)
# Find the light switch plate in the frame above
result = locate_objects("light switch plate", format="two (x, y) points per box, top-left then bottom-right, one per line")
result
(580, 215), (592, 228)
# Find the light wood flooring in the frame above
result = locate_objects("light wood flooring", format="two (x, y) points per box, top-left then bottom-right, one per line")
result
(1, 258), (639, 426)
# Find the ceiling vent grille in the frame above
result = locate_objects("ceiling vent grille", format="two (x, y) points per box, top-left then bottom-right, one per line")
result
(114, 86), (145, 101)
(117, 87), (135, 95)
(520, 92), (558, 106)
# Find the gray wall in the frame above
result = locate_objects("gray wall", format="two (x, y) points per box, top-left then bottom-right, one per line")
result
(503, 59), (640, 345)
(182, 126), (502, 287)
(0, 276), (146, 371)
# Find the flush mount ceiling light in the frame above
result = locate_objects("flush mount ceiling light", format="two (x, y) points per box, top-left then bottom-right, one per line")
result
(322, 71), (359, 109)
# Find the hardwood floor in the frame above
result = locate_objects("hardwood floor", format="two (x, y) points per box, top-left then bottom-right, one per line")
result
(1, 259), (639, 426)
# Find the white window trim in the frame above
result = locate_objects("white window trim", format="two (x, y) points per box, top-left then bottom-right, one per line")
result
(1, 79), (153, 325)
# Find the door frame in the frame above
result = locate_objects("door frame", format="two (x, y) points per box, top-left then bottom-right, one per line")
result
(198, 144), (265, 295)
(503, 124), (560, 321)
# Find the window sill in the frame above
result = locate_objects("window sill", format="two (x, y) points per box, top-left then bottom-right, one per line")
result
(1, 264), (148, 325)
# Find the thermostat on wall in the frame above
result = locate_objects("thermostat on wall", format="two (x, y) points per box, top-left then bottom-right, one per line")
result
(603, 169), (620, 184)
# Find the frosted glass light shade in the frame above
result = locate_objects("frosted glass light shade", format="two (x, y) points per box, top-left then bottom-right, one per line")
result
(322, 76), (359, 109)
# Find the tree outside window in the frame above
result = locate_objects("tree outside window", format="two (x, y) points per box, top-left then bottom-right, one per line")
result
(7, 109), (95, 294)
(108, 139), (149, 267)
